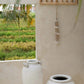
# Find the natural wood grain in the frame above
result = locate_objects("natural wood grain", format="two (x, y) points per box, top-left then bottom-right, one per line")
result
(71, 0), (73, 2)
(51, 0), (53, 2)
(61, 0), (63, 2)
(56, 34), (60, 41)
(40, 0), (42, 2)
(40, 2), (78, 5)
(55, 28), (59, 33)
(46, 0), (48, 2)
(75, 0), (78, 4)
(56, 0), (58, 2)
(66, 0), (68, 2)
(55, 21), (59, 26)
(40, 0), (78, 5)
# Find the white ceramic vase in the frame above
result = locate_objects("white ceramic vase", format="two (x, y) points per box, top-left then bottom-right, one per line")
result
(22, 59), (43, 84)
(47, 74), (75, 84)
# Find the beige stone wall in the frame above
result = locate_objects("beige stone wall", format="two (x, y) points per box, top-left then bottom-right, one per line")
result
(0, 60), (25, 84)
(36, 1), (84, 84)
(0, 0), (84, 84)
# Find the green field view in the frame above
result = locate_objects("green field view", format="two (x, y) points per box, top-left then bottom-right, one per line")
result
(0, 4), (36, 60)
(0, 21), (36, 60)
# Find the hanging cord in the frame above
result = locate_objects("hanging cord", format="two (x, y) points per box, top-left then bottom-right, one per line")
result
(55, 6), (60, 44)
(56, 6), (58, 20)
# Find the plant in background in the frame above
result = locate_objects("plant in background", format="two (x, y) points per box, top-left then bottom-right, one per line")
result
(0, 0), (36, 60)
(27, 5), (32, 27)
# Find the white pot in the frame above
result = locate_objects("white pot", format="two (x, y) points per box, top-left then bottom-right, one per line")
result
(22, 59), (43, 84)
(47, 74), (75, 84)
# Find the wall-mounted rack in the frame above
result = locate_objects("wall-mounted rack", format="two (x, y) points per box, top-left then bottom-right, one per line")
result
(40, 0), (78, 5)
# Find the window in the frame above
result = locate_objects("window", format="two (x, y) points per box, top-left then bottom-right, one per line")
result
(0, 4), (36, 60)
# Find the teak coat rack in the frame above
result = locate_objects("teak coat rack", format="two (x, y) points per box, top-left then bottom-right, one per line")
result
(40, 0), (78, 5)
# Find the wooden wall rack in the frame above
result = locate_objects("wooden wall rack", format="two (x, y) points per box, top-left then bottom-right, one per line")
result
(40, 0), (78, 5)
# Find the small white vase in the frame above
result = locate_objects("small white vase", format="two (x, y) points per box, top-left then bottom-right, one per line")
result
(22, 59), (43, 84)
(47, 74), (75, 84)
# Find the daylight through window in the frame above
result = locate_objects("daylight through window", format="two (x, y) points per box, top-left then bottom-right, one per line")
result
(0, 4), (36, 60)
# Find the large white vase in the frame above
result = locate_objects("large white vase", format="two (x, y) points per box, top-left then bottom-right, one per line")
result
(47, 74), (75, 84)
(22, 59), (43, 84)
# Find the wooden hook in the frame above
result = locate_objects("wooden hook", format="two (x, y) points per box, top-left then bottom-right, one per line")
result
(66, 0), (68, 2)
(56, 0), (58, 2)
(51, 0), (53, 2)
(71, 0), (73, 2)
(40, 0), (42, 2)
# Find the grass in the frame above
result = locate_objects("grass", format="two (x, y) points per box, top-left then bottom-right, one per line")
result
(0, 17), (36, 60)
(0, 42), (35, 51)
(0, 50), (35, 60)
(0, 30), (35, 36)
(0, 37), (35, 42)
(0, 26), (35, 31)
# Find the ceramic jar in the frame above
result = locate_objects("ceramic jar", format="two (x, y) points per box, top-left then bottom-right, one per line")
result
(22, 59), (43, 84)
(47, 74), (75, 84)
